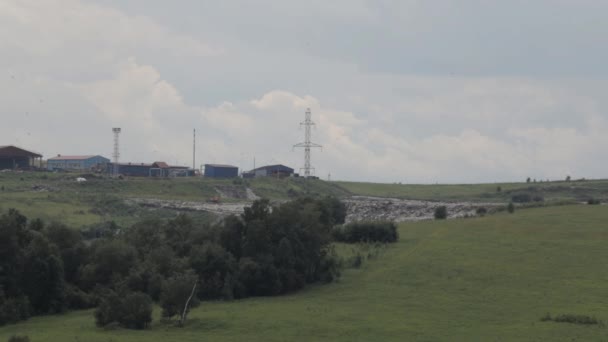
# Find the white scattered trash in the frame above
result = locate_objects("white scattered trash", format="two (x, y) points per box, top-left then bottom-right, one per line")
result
(76, 177), (87, 183)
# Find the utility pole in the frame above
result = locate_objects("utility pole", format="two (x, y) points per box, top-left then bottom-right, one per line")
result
(193, 129), (196, 171)
(294, 108), (322, 178)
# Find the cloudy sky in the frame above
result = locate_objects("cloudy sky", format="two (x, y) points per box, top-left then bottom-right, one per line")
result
(2, 0), (607, 183)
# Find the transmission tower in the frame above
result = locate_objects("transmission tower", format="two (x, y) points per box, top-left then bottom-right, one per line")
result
(112, 128), (121, 176)
(294, 108), (322, 177)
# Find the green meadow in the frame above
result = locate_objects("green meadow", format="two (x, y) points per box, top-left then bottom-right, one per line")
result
(2, 205), (608, 341)
(334, 179), (608, 202)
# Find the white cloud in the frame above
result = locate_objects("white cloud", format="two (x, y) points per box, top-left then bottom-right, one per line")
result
(1, 0), (607, 183)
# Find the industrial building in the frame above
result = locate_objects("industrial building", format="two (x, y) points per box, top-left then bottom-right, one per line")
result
(106, 161), (194, 177)
(47, 155), (110, 172)
(243, 164), (295, 178)
(0, 145), (43, 170)
(204, 164), (239, 178)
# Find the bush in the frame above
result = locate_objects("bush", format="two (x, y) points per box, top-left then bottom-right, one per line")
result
(541, 313), (601, 325)
(511, 193), (532, 203)
(94, 291), (153, 330)
(0, 296), (31, 325)
(476, 207), (487, 216)
(507, 202), (515, 214)
(332, 221), (398, 243)
(8, 335), (30, 342)
(587, 198), (601, 205)
(434, 206), (447, 220)
(119, 292), (153, 330)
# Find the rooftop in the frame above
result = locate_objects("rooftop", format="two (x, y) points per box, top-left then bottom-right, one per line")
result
(0, 145), (43, 158)
(48, 155), (101, 161)
(205, 164), (238, 168)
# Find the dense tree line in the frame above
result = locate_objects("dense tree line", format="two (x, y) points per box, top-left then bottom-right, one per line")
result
(0, 197), (347, 329)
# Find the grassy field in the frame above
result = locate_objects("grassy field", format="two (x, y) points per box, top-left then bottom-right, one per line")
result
(334, 179), (608, 202)
(0, 172), (349, 227)
(3, 205), (608, 341)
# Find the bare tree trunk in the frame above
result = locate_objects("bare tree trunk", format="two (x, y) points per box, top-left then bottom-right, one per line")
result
(179, 281), (197, 327)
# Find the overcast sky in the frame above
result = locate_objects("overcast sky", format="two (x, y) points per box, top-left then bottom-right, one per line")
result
(2, 0), (607, 183)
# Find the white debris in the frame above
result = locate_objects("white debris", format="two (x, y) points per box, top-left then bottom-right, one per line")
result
(76, 177), (87, 183)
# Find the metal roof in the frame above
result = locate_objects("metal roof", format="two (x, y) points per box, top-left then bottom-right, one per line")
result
(252, 164), (294, 172)
(0, 145), (42, 158)
(205, 164), (238, 168)
(48, 155), (103, 161)
(152, 161), (169, 168)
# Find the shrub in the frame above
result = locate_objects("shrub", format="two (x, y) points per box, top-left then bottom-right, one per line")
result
(94, 291), (153, 330)
(119, 292), (153, 330)
(587, 198), (601, 205)
(434, 206), (447, 220)
(541, 313), (601, 325)
(0, 296), (31, 325)
(332, 221), (398, 243)
(8, 336), (30, 342)
(496, 186), (502, 192)
(511, 193), (532, 203)
(476, 207), (487, 216)
(507, 202), (515, 214)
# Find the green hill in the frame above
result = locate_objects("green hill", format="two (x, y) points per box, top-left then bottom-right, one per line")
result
(2, 205), (608, 341)
(334, 179), (608, 202)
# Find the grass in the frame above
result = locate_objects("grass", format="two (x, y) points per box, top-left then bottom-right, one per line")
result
(3, 205), (608, 341)
(334, 179), (608, 202)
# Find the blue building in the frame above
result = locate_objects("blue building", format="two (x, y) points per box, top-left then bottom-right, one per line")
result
(47, 155), (110, 171)
(204, 164), (239, 178)
(245, 164), (295, 178)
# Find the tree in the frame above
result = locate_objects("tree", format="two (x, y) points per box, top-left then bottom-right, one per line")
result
(507, 202), (515, 214)
(566, 175), (571, 182)
(80, 240), (137, 290)
(526, 177), (531, 183)
(434, 206), (448, 220)
(189, 243), (236, 299)
(160, 271), (199, 326)
(496, 186), (502, 193)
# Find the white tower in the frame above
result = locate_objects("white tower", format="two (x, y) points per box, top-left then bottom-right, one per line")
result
(294, 108), (322, 177)
(112, 128), (121, 176)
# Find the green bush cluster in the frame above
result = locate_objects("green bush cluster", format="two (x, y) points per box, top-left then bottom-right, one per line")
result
(332, 221), (398, 243)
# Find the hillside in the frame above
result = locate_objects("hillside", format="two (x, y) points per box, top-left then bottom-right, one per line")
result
(2, 205), (608, 341)
(0, 172), (349, 227)
(334, 179), (608, 202)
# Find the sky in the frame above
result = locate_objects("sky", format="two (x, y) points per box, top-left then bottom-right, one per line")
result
(1, 0), (607, 183)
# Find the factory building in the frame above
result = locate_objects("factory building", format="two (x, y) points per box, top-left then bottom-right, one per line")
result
(47, 155), (110, 172)
(243, 164), (295, 178)
(0, 145), (42, 170)
(204, 164), (239, 178)
(106, 161), (194, 177)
